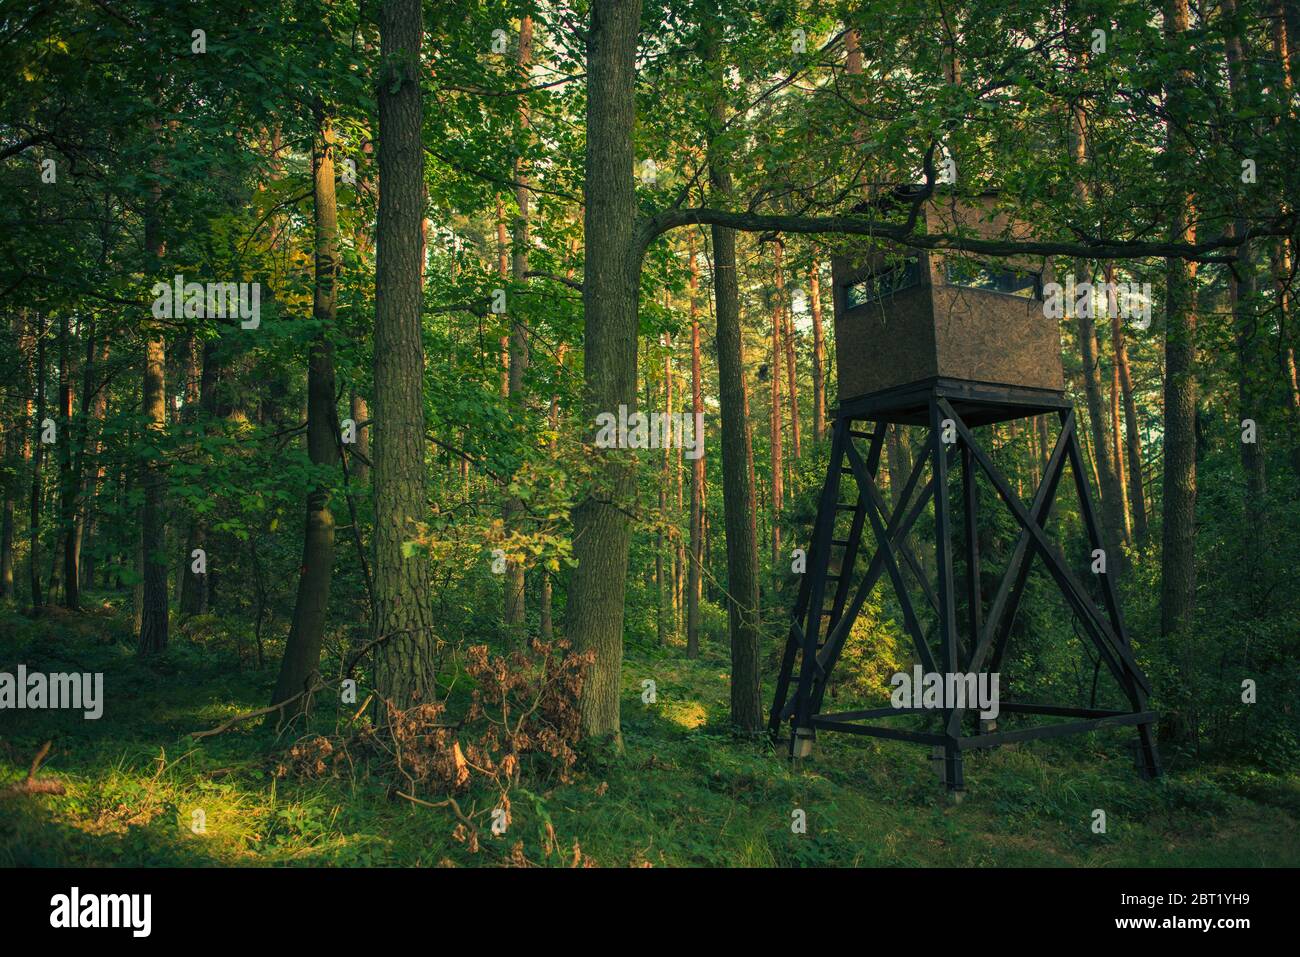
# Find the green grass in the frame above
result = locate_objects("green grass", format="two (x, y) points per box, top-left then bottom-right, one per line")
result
(2, 601), (1297, 867)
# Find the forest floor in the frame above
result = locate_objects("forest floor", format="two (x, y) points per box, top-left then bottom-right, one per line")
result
(2, 598), (1298, 867)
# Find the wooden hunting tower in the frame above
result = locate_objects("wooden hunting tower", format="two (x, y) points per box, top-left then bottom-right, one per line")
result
(769, 188), (1161, 793)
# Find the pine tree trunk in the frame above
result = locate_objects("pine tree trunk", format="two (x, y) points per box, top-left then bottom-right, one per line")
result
(1110, 304), (1148, 539)
(137, 115), (170, 654)
(57, 314), (81, 610)
(687, 247), (705, 659)
(657, 337), (671, 647)
(1109, 356), (1132, 540)
(1223, 0), (1268, 524)
(1161, 0), (1200, 638)
(3, 315), (33, 601)
(1068, 74), (1127, 558)
(179, 341), (220, 618)
(79, 330), (109, 591)
(274, 111), (342, 711)
(777, 243), (800, 460)
(707, 33), (762, 732)
(138, 332), (168, 652)
(539, 343), (564, 641)
(372, 0), (439, 709)
(1264, 0), (1300, 477)
(29, 311), (45, 612)
(769, 245), (784, 567)
(0, 410), (15, 599)
(809, 260), (827, 443)
(503, 14), (534, 637)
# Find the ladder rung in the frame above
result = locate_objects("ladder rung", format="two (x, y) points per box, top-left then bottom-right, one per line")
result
(839, 466), (854, 474)
(832, 539), (852, 547)
(834, 503), (857, 511)
(848, 430), (873, 439)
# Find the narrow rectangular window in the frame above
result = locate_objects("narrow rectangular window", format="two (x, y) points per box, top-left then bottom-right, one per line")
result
(844, 257), (921, 308)
(943, 258), (1040, 299)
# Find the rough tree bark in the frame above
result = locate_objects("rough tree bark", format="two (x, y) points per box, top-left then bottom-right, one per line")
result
(1160, 0), (1200, 638)
(273, 111), (342, 711)
(769, 242), (784, 566)
(503, 14), (534, 636)
(30, 312), (45, 614)
(778, 243), (800, 461)
(706, 27), (762, 732)
(809, 258), (827, 443)
(3, 315), (34, 601)
(371, 0), (439, 709)
(1266, 0), (1300, 477)
(566, 0), (644, 741)
(57, 313), (80, 609)
(137, 125), (170, 654)
(78, 329), (109, 592)
(687, 245), (705, 659)
(1109, 295), (1148, 539)
(1223, 0), (1268, 527)
(1067, 46), (1128, 558)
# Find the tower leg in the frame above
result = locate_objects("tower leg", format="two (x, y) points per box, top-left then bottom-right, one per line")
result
(773, 416), (851, 754)
(1059, 410), (1162, 780)
(930, 399), (964, 792)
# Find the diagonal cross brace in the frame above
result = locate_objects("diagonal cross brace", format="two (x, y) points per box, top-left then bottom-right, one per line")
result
(844, 442), (943, 679)
(936, 398), (1152, 697)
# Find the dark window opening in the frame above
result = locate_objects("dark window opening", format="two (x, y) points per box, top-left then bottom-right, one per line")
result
(943, 259), (1040, 299)
(844, 257), (921, 309)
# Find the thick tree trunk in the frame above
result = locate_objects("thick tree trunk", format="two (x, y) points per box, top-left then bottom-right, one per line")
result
(1161, 0), (1199, 638)
(138, 133), (169, 654)
(1068, 78), (1127, 558)
(179, 341), (220, 618)
(657, 337), (671, 647)
(769, 245), (784, 566)
(707, 36), (762, 732)
(138, 332), (168, 652)
(172, 334), (200, 603)
(567, 0), (644, 741)
(273, 112), (342, 710)
(539, 343), (565, 641)
(79, 330), (109, 591)
(687, 247), (705, 659)
(57, 314), (80, 610)
(1268, 2), (1300, 477)
(371, 0), (439, 709)
(1100, 265), (1132, 541)
(30, 313), (45, 613)
(1223, 0), (1268, 524)
(503, 14), (534, 636)
(3, 315), (33, 601)
(1, 415), (16, 600)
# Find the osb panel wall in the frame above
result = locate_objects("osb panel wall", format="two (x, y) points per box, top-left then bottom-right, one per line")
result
(929, 284), (1064, 392)
(834, 285), (938, 400)
(924, 196), (1049, 279)
(829, 195), (1064, 401)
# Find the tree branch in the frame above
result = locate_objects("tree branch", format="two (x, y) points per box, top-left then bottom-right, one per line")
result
(641, 206), (1295, 264)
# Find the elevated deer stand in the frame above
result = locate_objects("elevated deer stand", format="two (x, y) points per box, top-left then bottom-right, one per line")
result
(768, 192), (1161, 793)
